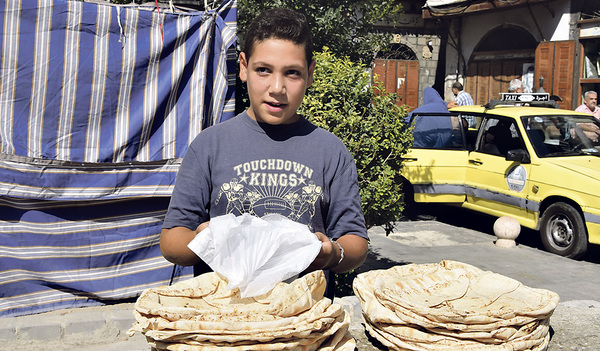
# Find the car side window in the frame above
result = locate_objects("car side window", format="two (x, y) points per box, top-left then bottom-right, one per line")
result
(410, 113), (465, 150)
(477, 117), (523, 157)
(459, 114), (482, 150)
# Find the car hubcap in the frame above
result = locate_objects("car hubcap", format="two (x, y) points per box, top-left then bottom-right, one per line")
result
(549, 216), (573, 247)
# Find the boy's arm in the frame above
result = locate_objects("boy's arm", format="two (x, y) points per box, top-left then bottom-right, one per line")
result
(305, 232), (368, 274)
(160, 223), (208, 266)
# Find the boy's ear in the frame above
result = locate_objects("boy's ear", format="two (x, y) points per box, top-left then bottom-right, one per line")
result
(239, 52), (248, 82)
(307, 59), (316, 88)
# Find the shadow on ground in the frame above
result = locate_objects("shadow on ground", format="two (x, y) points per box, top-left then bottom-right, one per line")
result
(417, 203), (600, 265)
(358, 247), (409, 274)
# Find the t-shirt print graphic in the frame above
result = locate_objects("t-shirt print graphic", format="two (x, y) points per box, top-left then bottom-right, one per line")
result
(215, 158), (323, 224)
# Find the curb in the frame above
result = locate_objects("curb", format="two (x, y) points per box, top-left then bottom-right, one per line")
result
(0, 297), (364, 344)
(0, 303), (138, 343)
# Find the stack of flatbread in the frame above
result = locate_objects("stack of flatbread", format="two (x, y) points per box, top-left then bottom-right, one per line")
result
(129, 270), (355, 350)
(353, 260), (560, 351)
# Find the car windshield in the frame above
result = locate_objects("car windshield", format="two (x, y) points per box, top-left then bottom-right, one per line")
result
(522, 114), (600, 157)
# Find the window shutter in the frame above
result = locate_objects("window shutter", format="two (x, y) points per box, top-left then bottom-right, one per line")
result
(535, 40), (576, 109)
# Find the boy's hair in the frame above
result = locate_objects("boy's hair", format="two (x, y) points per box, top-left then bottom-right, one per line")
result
(452, 82), (463, 91)
(243, 8), (313, 66)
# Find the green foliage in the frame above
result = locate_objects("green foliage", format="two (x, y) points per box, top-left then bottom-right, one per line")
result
(299, 49), (413, 232)
(237, 0), (403, 113)
(335, 270), (358, 297)
(238, 0), (402, 65)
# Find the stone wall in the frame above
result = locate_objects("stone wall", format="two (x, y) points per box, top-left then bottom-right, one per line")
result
(388, 33), (442, 107)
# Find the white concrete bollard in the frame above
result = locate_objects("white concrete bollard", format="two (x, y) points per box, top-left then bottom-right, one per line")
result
(493, 216), (521, 248)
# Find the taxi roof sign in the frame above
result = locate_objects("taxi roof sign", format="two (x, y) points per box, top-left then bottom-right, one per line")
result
(485, 96), (559, 109)
(500, 93), (550, 102)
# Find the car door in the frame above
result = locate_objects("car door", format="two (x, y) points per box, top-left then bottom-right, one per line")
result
(402, 113), (469, 203)
(465, 116), (534, 220)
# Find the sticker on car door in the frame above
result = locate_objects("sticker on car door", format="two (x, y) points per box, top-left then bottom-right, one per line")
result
(506, 165), (527, 192)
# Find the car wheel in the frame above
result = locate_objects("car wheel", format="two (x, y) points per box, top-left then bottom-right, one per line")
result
(540, 202), (588, 259)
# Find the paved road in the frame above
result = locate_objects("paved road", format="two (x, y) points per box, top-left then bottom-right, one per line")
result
(2, 206), (600, 350)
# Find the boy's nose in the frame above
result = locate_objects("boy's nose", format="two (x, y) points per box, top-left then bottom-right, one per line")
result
(269, 74), (285, 94)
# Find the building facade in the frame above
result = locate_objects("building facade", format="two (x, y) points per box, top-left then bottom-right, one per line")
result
(372, 0), (445, 109)
(423, 0), (600, 109)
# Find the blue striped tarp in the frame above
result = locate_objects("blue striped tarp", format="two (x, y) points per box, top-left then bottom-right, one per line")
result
(0, 0), (237, 317)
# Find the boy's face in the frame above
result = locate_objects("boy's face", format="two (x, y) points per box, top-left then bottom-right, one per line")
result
(240, 38), (315, 125)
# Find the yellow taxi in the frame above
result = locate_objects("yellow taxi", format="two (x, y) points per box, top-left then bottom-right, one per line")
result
(402, 97), (600, 259)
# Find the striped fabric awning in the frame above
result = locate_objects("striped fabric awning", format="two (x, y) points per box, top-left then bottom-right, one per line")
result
(0, 0), (237, 317)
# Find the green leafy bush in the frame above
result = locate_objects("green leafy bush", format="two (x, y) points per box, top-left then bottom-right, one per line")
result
(299, 49), (413, 233)
(238, 0), (402, 65)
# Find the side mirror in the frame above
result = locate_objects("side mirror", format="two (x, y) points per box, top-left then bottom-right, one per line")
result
(506, 149), (531, 164)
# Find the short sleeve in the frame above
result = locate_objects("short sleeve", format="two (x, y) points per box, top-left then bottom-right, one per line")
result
(162, 140), (212, 230)
(325, 147), (367, 241)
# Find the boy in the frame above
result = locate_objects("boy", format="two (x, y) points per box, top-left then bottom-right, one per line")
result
(160, 8), (368, 298)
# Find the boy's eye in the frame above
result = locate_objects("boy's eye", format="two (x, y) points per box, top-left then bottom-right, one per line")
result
(287, 70), (301, 77)
(256, 67), (270, 74)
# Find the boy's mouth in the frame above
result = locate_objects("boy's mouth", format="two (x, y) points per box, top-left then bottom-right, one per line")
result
(265, 101), (286, 111)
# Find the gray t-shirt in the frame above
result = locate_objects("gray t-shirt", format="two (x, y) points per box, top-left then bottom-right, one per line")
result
(163, 111), (367, 241)
(162, 112), (368, 297)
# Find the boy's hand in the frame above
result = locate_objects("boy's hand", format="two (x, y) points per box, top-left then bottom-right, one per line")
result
(304, 232), (339, 272)
(303, 232), (368, 275)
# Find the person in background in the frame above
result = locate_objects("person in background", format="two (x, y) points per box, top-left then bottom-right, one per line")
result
(575, 91), (600, 120)
(451, 82), (475, 127)
(451, 82), (473, 106)
(574, 91), (600, 142)
(508, 79), (524, 93)
(407, 87), (455, 148)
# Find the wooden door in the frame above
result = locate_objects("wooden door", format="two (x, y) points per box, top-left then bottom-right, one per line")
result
(466, 59), (529, 104)
(373, 59), (419, 111)
(534, 41), (576, 109)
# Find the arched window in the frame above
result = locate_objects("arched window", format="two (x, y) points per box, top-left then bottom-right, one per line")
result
(377, 43), (417, 61)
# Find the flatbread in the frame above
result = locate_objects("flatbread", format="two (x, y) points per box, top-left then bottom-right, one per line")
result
(130, 270), (354, 351)
(145, 312), (353, 350)
(364, 321), (549, 351)
(353, 261), (558, 350)
(355, 261), (559, 328)
(136, 299), (341, 342)
(135, 270), (326, 322)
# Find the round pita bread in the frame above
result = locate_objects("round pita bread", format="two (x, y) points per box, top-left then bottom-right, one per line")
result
(130, 270), (354, 350)
(354, 261), (558, 350)
(355, 261), (559, 328)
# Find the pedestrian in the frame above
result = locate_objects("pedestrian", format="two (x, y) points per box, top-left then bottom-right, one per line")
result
(451, 82), (474, 106)
(575, 90), (600, 120)
(508, 79), (524, 93)
(159, 7), (369, 299)
(408, 87), (455, 148)
(451, 82), (476, 128)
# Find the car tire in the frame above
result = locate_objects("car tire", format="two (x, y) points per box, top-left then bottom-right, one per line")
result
(540, 202), (588, 259)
